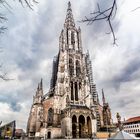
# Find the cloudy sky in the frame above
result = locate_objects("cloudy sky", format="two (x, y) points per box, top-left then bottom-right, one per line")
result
(0, 0), (140, 130)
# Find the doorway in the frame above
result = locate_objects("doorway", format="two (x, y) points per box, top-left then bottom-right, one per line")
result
(79, 115), (85, 138)
(87, 116), (92, 137)
(72, 115), (77, 138)
(47, 131), (51, 139)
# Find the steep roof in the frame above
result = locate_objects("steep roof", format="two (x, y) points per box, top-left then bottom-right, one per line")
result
(124, 116), (140, 124)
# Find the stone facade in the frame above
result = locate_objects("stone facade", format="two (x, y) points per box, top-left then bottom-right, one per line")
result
(27, 2), (113, 139)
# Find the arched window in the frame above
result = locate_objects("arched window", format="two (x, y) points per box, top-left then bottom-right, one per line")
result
(67, 29), (69, 44)
(47, 108), (53, 126)
(87, 116), (92, 137)
(69, 58), (74, 76)
(71, 31), (75, 45)
(76, 60), (81, 76)
(79, 82), (81, 90)
(71, 82), (74, 100)
(79, 115), (85, 138)
(72, 115), (77, 138)
(75, 82), (78, 101)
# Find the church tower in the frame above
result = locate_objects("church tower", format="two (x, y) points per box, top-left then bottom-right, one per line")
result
(27, 79), (44, 137)
(27, 2), (112, 139)
(102, 89), (113, 127)
(47, 3), (97, 138)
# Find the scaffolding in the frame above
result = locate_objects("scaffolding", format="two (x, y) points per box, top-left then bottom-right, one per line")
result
(85, 51), (101, 130)
(85, 52), (97, 101)
(50, 55), (59, 89)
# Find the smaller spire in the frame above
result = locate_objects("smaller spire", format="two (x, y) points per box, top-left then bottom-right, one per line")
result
(36, 84), (39, 96)
(40, 78), (43, 90)
(37, 84), (39, 91)
(102, 88), (106, 105)
(87, 50), (90, 56)
(78, 26), (81, 31)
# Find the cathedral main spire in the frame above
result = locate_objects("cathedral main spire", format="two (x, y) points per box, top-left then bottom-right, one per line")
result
(64, 1), (75, 27)
(59, 2), (82, 51)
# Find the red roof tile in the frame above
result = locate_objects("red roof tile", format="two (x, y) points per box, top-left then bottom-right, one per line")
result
(125, 116), (140, 123)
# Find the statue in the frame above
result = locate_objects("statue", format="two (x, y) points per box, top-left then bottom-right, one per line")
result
(116, 112), (123, 130)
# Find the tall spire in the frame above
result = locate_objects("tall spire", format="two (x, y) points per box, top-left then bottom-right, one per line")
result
(64, 1), (75, 27)
(102, 88), (106, 105)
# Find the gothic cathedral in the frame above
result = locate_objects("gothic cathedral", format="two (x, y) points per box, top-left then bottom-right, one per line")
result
(27, 2), (113, 139)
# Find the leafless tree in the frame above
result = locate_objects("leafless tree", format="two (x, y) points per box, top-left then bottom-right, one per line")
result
(0, 0), (38, 33)
(0, 71), (10, 81)
(82, 0), (117, 45)
(131, 7), (140, 12)
(0, 49), (12, 81)
(0, 0), (38, 80)
(18, 0), (38, 10)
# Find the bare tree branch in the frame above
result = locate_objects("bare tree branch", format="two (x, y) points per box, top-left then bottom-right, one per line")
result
(0, 61), (13, 81)
(81, 0), (118, 46)
(0, 0), (38, 81)
(131, 7), (140, 12)
(0, 26), (7, 34)
(0, 72), (12, 81)
(0, 0), (38, 33)
(18, 0), (38, 10)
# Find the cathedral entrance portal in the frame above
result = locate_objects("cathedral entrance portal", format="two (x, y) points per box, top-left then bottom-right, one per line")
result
(87, 116), (92, 137)
(72, 115), (77, 138)
(79, 115), (85, 138)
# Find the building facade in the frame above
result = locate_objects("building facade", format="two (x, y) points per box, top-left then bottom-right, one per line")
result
(123, 116), (140, 137)
(27, 2), (113, 139)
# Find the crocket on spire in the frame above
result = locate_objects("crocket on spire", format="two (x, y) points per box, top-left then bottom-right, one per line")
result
(64, 1), (75, 27)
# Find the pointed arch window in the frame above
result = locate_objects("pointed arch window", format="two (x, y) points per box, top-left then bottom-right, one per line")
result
(71, 82), (74, 100)
(67, 29), (69, 44)
(76, 60), (81, 76)
(71, 31), (75, 45)
(69, 58), (74, 76)
(75, 82), (78, 101)
(47, 108), (54, 126)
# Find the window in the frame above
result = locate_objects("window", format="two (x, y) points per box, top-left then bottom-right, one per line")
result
(71, 32), (75, 45)
(47, 108), (54, 126)
(76, 60), (81, 76)
(71, 82), (74, 100)
(75, 82), (78, 101)
(69, 58), (74, 76)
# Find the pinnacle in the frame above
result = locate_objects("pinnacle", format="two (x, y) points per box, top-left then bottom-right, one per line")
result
(65, 1), (75, 27)
(67, 1), (72, 11)
(102, 88), (106, 104)
(40, 78), (43, 90)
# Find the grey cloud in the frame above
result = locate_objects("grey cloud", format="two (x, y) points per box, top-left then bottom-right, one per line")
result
(0, 93), (22, 112)
(0, 0), (140, 129)
(105, 58), (140, 90)
(115, 99), (135, 108)
(116, 60), (140, 80)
